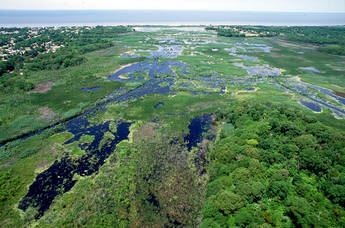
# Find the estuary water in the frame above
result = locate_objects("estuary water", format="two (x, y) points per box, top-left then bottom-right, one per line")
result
(0, 10), (344, 27)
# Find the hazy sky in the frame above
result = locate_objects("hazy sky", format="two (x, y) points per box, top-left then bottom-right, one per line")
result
(1, 0), (345, 12)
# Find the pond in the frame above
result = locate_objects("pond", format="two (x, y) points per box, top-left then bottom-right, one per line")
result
(18, 121), (132, 219)
(240, 42), (272, 53)
(233, 63), (282, 77)
(184, 114), (213, 151)
(80, 87), (101, 92)
(108, 60), (188, 80)
(299, 100), (322, 112)
(154, 102), (165, 109)
(299, 67), (321, 73)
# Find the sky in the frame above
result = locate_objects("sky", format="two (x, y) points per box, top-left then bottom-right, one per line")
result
(1, 0), (345, 13)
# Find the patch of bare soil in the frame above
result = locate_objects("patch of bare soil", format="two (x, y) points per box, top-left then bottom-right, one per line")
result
(270, 53), (303, 59)
(276, 39), (301, 48)
(335, 91), (345, 98)
(29, 81), (54, 93)
(35, 159), (51, 171)
(117, 49), (127, 55)
(114, 63), (134, 73)
(270, 54), (284, 58)
(118, 75), (129, 79)
(38, 106), (56, 122)
(95, 63), (135, 79)
(133, 123), (155, 140)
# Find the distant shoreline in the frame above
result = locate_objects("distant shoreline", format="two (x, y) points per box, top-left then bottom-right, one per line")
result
(1, 10), (344, 27)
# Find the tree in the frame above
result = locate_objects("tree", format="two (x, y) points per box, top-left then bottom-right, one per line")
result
(236, 181), (266, 203)
(299, 148), (330, 174)
(214, 190), (244, 215)
(0, 61), (14, 76)
(295, 134), (317, 150)
(267, 181), (290, 200)
(234, 207), (265, 227)
(281, 143), (299, 158)
(231, 167), (251, 183)
(285, 196), (318, 227)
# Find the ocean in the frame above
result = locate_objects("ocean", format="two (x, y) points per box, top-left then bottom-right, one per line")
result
(0, 10), (344, 27)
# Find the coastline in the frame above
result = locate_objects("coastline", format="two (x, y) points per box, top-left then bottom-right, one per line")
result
(1, 10), (345, 27)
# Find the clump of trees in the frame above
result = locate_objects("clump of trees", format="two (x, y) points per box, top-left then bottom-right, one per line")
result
(0, 61), (15, 76)
(0, 74), (34, 92)
(24, 50), (85, 71)
(0, 26), (133, 76)
(318, 45), (345, 56)
(201, 102), (345, 227)
(211, 25), (345, 55)
(217, 29), (245, 38)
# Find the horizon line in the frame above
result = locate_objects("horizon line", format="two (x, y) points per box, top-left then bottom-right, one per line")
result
(1, 9), (345, 14)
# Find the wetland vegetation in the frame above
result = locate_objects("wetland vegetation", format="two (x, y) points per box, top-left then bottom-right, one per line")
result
(0, 25), (345, 227)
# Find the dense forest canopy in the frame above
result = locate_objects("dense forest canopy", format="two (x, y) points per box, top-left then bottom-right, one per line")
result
(202, 102), (345, 227)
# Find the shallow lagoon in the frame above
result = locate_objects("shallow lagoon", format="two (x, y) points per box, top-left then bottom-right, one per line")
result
(300, 67), (321, 73)
(300, 100), (322, 112)
(233, 63), (282, 77)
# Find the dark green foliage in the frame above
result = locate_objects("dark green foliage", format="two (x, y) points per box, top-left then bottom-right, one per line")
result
(233, 206), (265, 227)
(0, 170), (21, 203)
(285, 196), (319, 227)
(0, 61), (14, 76)
(283, 26), (345, 45)
(18, 148), (39, 159)
(267, 181), (290, 200)
(212, 26), (345, 47)
(0, 74), (35, 92)
(213, 190), (244, 215)
(299, 148), (330, 174)
(217, 28), (245, 37)
(319, 45), (345, 55)
(25, 51), (85, 71)
(322, 172), (345, 207)
(200, 218), (221, 228)
(236, 181), (266, 203)
(203, 102), (345, 227)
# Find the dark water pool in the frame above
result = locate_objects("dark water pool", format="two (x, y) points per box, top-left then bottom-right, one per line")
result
(300, 100), (322, 112)
(184, 114), (213, 151)
(154, 102), (165, 109)
(18, 121), (131, 219)
(80, 87), (101, 92)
